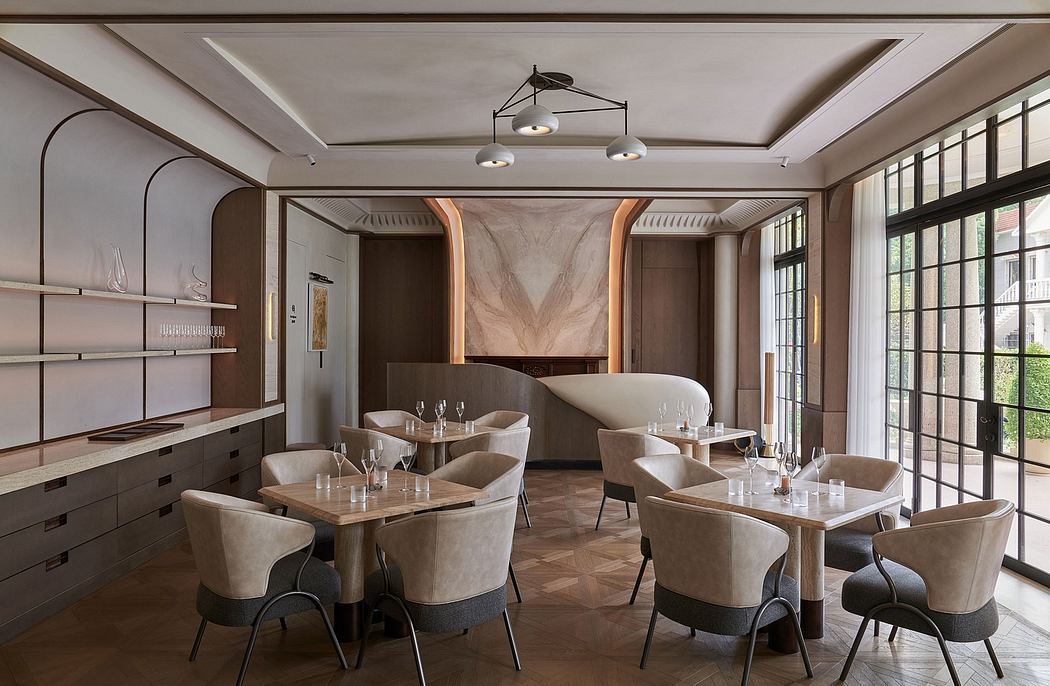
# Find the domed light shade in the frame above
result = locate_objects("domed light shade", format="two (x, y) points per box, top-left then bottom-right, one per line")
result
(475, 142), (515, 168)
(511, 104), (559, 136)
(606, 135), (647, 161)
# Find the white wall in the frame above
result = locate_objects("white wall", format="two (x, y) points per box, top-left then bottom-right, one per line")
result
(285, 204), (350, 444)
(713, 234), (740, 427)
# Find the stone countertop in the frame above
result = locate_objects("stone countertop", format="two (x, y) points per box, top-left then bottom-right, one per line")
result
(0, 405), (284, 496)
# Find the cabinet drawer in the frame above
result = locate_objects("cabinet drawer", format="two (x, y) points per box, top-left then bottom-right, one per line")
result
(203, 442), (262, 486)
(117, 463), (201, 526)
(0, 496), (117, 581)
(0, 530), (118, 627)
(204, 421), (262, 458)
(0, 464), (117, 538)
(117, 439), (204, 491)
(205, 465), (261, 500)
(117, 501), (185, 558)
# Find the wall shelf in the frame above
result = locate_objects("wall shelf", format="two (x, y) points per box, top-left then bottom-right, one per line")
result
(0, 348), (236, 365)
(0, 279), (236, 309)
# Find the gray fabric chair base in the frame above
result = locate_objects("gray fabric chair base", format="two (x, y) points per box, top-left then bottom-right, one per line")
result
(603, 480), (636, 503)
(312, 521), (336, 562)
(196, 553), (340, 627)
(640, 535), (651, 559)
(825, 527), (875, 572)
(842, 560), (999, 643)
(654, 572), (800, 637)
(364, 565), (507, 633)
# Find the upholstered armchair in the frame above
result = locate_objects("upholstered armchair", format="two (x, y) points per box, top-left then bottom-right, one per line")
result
(363, 409), (419, 429)
(429, 451), (527, 603)
(595, 429), (679, 530)
(356, 497), (522, 685)
(628, 454), (725, 605)
(338, 425), (414, 470)
(639, 496), (812, 686)
(474, 410), (529, 430)
(839, 499), (1015, 685)
(448, 427), (532, 527)
(181, 490), (347, 686)
(260, 450), (360, 561)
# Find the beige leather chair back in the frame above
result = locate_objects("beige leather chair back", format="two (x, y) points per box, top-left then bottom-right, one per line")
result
(873, 499), (1014, 614)
(363, 409), (419, 429)
(475, 410), (529, 430)
(377, 496), (518, 605)
(630, 454), (725, 539)
(597, 429), (679, 488)
(181, 490), (315, 600)
(338, 425), (414, 470)
(261, 449), (361, 512)
(796, 454), (903, 532)
(449, 427), (531, 462)
(646, 496), (789, 608)
(429, 451), (524, 504)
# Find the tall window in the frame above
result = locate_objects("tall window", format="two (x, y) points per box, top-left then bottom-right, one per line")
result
(774, 208), (806, 452)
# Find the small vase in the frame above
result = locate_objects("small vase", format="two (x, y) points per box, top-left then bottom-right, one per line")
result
(106, 245), (128, 293)
(186, 263), (208, 302)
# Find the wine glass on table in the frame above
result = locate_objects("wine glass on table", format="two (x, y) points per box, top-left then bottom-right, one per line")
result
(703, 402), (714, 427)
(676, 400), (686, 430)
(686, 403), (696, 431)
(456, 401), (465, 427)
(657, 402), (667, 430)
(743, 446), (760, 495)
(810, 447), (828, 496)
(361, 448), (377, 495)
(435, 399), (446, 430)
(416, 400), (426, 423)
(332, 442), (349, 488)
(399, 443), (418, 492)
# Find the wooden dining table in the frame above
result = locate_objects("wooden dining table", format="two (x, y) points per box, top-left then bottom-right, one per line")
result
(372, 421), (500, 471)
(664, 479), (903, 648)
(625, 425), (755, 465)
(259, 473), (487, 641)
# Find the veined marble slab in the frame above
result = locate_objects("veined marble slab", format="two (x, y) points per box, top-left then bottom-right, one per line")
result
(0, 404), (284, 495)
(456, 198), (619, 357)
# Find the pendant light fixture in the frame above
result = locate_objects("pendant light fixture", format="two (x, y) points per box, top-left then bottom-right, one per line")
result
(475, 65), (646, 168)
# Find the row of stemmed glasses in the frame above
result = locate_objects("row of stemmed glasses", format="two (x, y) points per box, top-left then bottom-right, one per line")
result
(413, 400), (467, 426)
(661, 400), (714, 431)
(159, 323), (225, 349)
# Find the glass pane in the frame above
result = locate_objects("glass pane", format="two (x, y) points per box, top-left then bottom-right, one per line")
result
(943, 144), (963, 196)
(902, 164), (915, 211)
(962, 260), (984, 306)
(922, 312), (938, 351)
(1029, 102), (1050, 168)
(921, 437), (937, 477)
(995, 356), (1019, 404)
(921, 393), (937, 435)
(962, 400), (979, 447)
(1032, 89), (1050, 108)
(997, 116), (1023, 177)
(902, 271), (914, 310)
(992, 457), (1020, 557)
(901, 391), (912, 430)
(961, 444), (984, 494)
(922, 226), (938, 267)
(888, 389), (900, 425)
(922, 267), (939, 308)
(942, 264), (961, 307)
(902, 430), (915, 473)
(888, 350), (901, 388)
(921, 352), (938, 392)
(942, 309), (961, 351)
(889, 235), (901, 272)
(902, 350), (915, 389)
(887, 172), (899, 215)
(941, 403), (960, 443)
(964, 213), (985, 259)
(945, 132), (963, 147)
(902, 233), (915, 270)
(942, 220), (962, 263)
(1023, 195), (1050, 250)
(995, 305), (1020, 349)
(962, 307), (984, 352)
(994, 255), (1020, 302)
(1026, 357), (1050, 408)
(963, 353), (984, 399)
(922, 154), (939, 204)
(994, 203), (1021, 253)
(966, 133), (987, 188)
(1002, 103), (1023, 119)
(1025, 476), (1050, 523)
(889, 312), (901, 348)
(902, 311), (915, 349)
(1024, 517), (1050, 576)
(888, 273), (901, 311)
(942, 352), (961, 394)
(887, 425), (900, 461)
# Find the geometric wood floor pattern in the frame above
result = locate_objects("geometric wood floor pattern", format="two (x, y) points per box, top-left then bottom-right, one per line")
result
(2, 462), (1050, 686)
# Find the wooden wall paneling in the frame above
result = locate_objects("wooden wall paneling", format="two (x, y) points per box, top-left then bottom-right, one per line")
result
(211, 187), (265, 408)
(697, 239), (716, 392)
(359, 237), (447, 418)
(735, 232), (762, 430)
(264, 191), (281, 404)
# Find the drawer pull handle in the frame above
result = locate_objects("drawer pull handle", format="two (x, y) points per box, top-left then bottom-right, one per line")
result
(230, 426), (240, 434)
(45, 552), (69, 572)
(159, 446), (173, 456)
(44, 513), (68, 531)
(229, 473), (240, 485)
(158, 474), (172, 487)
(44, 477), (68, 492)
(159, 503), (174, 517)
(229, 449), (240, 459)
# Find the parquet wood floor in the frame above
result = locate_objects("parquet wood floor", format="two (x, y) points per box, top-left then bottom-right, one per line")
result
(2, 459), (1049, 686)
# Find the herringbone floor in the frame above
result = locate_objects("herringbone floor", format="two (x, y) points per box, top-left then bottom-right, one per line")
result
(3, 461), (1050, 686)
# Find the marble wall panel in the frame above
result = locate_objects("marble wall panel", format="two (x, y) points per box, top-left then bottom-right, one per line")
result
(456, 198), (619, 357)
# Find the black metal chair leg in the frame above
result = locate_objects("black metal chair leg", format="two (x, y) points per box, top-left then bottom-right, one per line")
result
(782, 600), (813, 678)
(235, 619), (264, 686)
(874, 619), (880, 636)
(188, 617), (207, 661)
(690, 628), (696, 637)
(462, 628), (469, 636)
(279, 617), (288, 631)
(519, 494), (532, 529)
(594, 495), (607, 531)
(522, 485), (529, 505)
(888, 625), (899, 642)
(629, 555), (649, 605)
(355, 602), (372, 669)
(390, 597), (426, 686)
(626, 502), (631, 519)
(985, 638), (1005, 679)
(935, 632), (962, 686)
(639, 606), (659, 669)
(741, 603), (769, 686)
(502, 609), (522, 671)
(509, 563), (523, 603)
(307, 596), (348, 670)
(839, 616), (872, 681)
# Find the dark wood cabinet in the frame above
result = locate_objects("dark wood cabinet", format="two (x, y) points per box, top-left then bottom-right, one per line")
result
(465, 356), (605, 378)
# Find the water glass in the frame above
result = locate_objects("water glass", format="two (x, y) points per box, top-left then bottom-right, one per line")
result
(405, 419), (416, 432)
(727, 478), (745, 497)
(415, 475), (430, 493)
(315, 473), (330, 490)
(465, 420), (475, 433)
(647, 421), (658, 433)
(714, 421), (725, 434)
(829, 479), (846, 497)
(376, 466), (389, 487)
(791, 490), (810, 507)
(350, 485), (367, 503)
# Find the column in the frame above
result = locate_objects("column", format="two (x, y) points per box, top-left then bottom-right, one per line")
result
(713, 234), (739, 426)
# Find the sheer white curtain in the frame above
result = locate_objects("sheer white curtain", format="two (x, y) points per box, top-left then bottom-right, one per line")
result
(847, 171), (887, 456)
(759, 223), (776, 431)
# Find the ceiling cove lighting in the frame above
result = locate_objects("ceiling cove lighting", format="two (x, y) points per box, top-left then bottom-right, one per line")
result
(475, 65), (646, 168)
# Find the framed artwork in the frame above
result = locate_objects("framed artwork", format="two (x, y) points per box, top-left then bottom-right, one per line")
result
(308, 282), (329, 352)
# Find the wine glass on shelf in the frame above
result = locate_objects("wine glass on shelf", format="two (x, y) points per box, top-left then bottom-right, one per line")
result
(743, 446), (760, 495)
(810, 447), (828, 496)
(456, 401), (465, 426)
(399, 443), (417, 492)
(218, 325), (226, 348)
(657, 401), (667, 430)
(332, 442), (349, 488)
